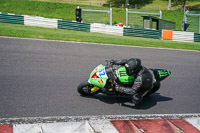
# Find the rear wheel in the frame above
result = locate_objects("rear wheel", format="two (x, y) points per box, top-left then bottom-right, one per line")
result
(77, 81), (100, 96)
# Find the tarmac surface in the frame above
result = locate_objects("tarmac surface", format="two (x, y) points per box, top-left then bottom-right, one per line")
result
(0, 36), (200, 118)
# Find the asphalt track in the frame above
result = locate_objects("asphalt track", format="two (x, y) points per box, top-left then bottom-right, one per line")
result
(0, 36), (200, 118)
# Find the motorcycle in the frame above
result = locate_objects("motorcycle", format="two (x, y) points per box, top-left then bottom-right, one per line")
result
(77, 60), (171, 102)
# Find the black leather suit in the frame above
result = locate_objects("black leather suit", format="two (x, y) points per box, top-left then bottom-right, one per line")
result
(112, 59), (154, 104)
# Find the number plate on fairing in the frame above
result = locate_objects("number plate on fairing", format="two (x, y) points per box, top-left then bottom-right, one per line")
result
(96, 67), (108, 78)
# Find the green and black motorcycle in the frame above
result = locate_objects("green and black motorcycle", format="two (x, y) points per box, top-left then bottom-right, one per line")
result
(77, 60), (171, 98)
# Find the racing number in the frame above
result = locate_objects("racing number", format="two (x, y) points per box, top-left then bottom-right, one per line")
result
(98, 68), (106, 77)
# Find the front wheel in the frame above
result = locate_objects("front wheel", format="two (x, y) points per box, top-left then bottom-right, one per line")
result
(77, 81), (100, 96)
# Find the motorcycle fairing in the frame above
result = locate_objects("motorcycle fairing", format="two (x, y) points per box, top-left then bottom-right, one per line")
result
(88, 64), (108, 90)
(152, 69), (171, 82)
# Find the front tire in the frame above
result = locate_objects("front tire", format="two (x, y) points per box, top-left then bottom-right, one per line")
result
(77, 81), (99, 96)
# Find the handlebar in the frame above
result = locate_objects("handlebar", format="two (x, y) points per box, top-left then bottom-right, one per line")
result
(105, 59), (117, 65)
(106, 59), (127, 66)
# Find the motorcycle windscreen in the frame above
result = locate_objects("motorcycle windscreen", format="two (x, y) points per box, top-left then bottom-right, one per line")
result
(152, 69), (171, 82)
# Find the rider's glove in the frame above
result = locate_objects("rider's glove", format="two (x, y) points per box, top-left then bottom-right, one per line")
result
(109, 59), (115, 65)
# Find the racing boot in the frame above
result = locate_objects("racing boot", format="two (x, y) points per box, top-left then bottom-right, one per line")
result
(131, 92), (143, 105)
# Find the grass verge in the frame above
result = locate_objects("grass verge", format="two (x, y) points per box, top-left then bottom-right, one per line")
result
(0, 22), (200, 51)
(0, 0), (199, 31)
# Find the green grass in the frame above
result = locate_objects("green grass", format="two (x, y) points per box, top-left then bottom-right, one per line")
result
(0, 0), (77, 20)
(162, 10), (184, 30)
(0, 0), (199, 51)
(141, 0), (200, 10)
(0, 0), (199, 30)
(33, 0), (107, 6)
(34, 0), (200, 11)
(1, 22), (200, 51)
(186, 12), (200, 33)
(141, 0), (169, 10)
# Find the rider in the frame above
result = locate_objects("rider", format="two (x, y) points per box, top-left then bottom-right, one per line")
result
(111, 58), (157, 105)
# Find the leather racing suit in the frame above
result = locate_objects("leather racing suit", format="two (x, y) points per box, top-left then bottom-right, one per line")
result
(112, 59), (154, 104)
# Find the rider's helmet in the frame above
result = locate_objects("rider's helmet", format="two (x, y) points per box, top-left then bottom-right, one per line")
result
(125, 58), (142, 76)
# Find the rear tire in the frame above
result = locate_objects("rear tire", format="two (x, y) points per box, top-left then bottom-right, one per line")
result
(77, 81), (99, 96)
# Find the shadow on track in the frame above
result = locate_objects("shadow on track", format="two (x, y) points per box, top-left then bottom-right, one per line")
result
(123, 93), (173, 109)
(86, 93), (173, 109)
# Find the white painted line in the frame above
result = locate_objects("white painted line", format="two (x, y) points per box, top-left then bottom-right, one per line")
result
(0, 36), (200, 53)
(13, 120), (118, 133)
(14, 122), (93, 133)
(14, 124), (43, 133)
(74, 121), (95, 133)
(89, 120), (118, 133)
(10, 116), (200, 133)
(185, 118), (200, 130)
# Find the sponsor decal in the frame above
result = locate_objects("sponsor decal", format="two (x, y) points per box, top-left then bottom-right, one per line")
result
(119, 71), (127, 77)
(98, 79), (103, 85)
(158, 70), (168, 78)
